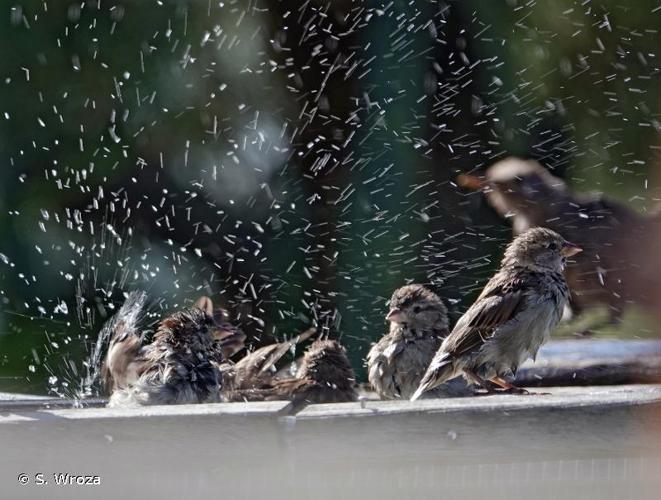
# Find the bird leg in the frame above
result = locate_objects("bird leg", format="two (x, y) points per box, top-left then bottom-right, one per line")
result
(490, 376), (530, 395)
(464, 369), (498, 394)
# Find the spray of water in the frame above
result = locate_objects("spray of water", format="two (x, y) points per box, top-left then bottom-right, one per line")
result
(77, 290), (148, 399)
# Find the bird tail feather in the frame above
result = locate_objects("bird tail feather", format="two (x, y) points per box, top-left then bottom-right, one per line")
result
(410, 353), (454, 401)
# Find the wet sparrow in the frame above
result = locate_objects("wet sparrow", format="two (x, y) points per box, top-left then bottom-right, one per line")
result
(411, 227), (581, 400)
(366, 284), (449, 399)
(224, 339), (357, 406)
(104, 294), (243, 406)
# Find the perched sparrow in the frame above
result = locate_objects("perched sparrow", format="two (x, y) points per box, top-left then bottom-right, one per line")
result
(103, 294), (244, 407)
(366, 284), (449, 399)
(224, 339), (357, 406)
(459, 157), (660, 321)
(411, 227), (581, 400)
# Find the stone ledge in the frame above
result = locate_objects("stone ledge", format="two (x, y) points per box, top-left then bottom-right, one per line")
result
(0, 400), (291, 423)
(0, 392), (58, 401)
(295, 384), (661, 419)
(1, 385), (659, 425)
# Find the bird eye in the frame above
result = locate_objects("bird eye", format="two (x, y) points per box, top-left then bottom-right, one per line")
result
(413, 306), (421, 313)
(547, 242), (558, 250)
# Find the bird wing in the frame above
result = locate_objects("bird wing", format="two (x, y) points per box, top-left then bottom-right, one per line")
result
(366, 333), (404, 367)
(365, 333), (408, 398)
(442, 276), (529, 359)
(223, 377), (314, 402)
(102, 320), (145, 391)
(233, 328), (315, 387)
(102, 291), (149, 391)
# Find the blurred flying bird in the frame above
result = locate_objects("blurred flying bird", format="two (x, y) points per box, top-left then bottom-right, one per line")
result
(411, 227), (580, 401)
(458, 157), (661, 322)
(366, 284), (450, 399)
(103, 294), (244, 406)
(224, 339), (357, 406)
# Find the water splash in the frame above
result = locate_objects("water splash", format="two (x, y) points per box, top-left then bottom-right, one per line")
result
(77, 290), (148, 399)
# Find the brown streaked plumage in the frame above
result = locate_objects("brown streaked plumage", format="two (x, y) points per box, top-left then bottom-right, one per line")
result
(101, 291), (148, 394)
(459, 157), (661, 322)
(224, 339), (357, 406)
(227, 327), (315, 392)
(366, 284), (449, 399)
(412, 228), (580, 400)
(103, 294), (244, 407)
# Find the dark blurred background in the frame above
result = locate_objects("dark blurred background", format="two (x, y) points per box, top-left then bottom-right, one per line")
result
(0, 0), (659, 395)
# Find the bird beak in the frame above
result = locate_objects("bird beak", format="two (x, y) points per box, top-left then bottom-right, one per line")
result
(386, 308), (404, 323)
(457, 173), (487, 191)
(561, 242), (583, 257)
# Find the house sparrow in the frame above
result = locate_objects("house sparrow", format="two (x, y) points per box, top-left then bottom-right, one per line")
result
(224, 339), (357, 406)
(411, 227), (581, 401)
(459, 157), (660, 322)
(103, 294), (244, 406)
(366, 284), (449, 399)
